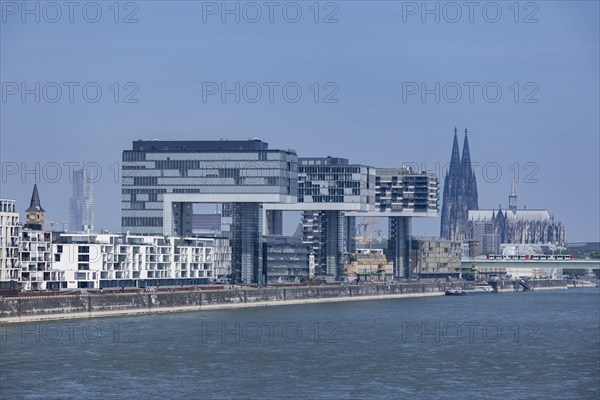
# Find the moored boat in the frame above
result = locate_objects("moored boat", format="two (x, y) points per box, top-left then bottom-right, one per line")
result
(462, 283), (495, 294)
(445, 289), (466, 296)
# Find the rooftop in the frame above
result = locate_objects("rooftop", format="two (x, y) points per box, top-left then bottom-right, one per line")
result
(469, 209), (552, 222)
(299, 157), (350, 165)
(130, 139), (269, 152)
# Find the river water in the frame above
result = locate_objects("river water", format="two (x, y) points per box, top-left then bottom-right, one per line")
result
(1, 288), (598, 399)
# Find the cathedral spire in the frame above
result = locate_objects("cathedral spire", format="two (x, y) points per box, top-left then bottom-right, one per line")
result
(461, 128), (472, 173)
(509, 171), (517, 213)
(441, 127), (479, 241)
(440, 128), (461, 239)
(461, 128), (478, 211)
(449, 127), (460, 176)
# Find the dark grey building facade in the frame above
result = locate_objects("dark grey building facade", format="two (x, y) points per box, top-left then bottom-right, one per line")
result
(262, 235), (310, 284)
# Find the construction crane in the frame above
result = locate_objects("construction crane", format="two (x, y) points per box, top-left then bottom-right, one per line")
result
(352, 218), (387, 282)
(354, 218), (379, 244)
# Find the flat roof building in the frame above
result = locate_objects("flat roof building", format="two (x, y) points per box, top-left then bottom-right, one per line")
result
(122, 139), (298, 284)
(263, 235), (310, 284)
(121, 140), (439, 284)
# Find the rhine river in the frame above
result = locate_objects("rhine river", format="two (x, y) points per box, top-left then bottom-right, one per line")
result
(1, 288), (598, 399)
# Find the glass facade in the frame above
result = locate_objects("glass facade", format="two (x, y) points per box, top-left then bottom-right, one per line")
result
(231, 203), (262, 284)
(297, 157), (375, 281)
(68, 168), (95, 232)
(263, 236), (310, 284)
(389, 216), (412, 279)
(298, 157), (374, 205)
(121, 140), (298, 235)
(121, 140), (297, 284)
(374, 167), (438, 214)
(119, 142), (439, 284)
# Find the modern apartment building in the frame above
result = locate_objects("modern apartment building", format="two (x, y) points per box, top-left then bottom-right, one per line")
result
(411, 237), (462, 279)
(120, 140), (439, 284)
(297, 157), (374, 280)
(53, 233), (231, 289)
(0, 199), (20, 286)
(374, 166), (438, 279)
(19, 229), (53, 290)
(121, 139), (297, 284)
(262, 235), (310, 284)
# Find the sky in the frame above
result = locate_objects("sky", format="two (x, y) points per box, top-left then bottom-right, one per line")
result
(1, 1), (598, 242)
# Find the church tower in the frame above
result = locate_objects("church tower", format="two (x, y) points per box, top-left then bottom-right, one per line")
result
(509, 171), (518, 213)
(460, 129), (478, 212)
(440, 128), (479, 241)
(440, 128), (461, 240)
(25, 184), (45, 230)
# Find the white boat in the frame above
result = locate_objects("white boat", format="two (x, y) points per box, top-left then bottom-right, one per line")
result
(462, 283), (495, 294)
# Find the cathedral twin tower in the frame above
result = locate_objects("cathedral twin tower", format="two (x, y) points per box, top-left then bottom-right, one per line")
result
(440, 128), (479, 241)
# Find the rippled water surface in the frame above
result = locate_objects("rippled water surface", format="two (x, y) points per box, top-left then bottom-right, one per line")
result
(1, 288), (599, 399)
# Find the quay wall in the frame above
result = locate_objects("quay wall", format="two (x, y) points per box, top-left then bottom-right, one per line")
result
(494, 279), (570, 292)
(0, 280), (570, 324)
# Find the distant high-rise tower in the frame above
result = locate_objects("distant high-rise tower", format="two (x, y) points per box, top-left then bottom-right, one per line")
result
(69, 168), (95, 232)
(25, 184), (45, 230)
(440, 128), (478, 241)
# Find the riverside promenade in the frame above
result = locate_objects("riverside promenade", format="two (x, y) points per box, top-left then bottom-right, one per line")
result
(0, 280), (571, 324)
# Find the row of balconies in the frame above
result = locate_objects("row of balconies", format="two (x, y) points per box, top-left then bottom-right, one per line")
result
(21, 264), (47, 272)
(20, 271), (49, 281)
(146, 271), (173, 278)
(20, 242), (51, 251)
(98, 271), (143, 280)
(175, 270), (211, 278)
(2, 248), (19, 257)
(20, 255), (51, 262)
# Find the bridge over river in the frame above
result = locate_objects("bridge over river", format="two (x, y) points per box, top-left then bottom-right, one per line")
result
(461, 259), (600, 276)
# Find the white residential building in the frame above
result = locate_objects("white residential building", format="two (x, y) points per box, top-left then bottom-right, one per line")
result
(2, 191), (231, 290)
(213, 237), (232, 281)
(0, 199), (20, 285)
(19, 229), (53, 290)
(53, 233), (231, 289)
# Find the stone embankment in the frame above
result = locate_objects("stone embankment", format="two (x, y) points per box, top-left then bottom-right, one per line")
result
(0, 280), (571, 324)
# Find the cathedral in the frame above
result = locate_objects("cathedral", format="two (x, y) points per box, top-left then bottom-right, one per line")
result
(440, 128), (478, 241)
(439, 127), (566, 253)
(468, 175), (566, 254)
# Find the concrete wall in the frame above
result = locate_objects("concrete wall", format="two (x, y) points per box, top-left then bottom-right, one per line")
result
(494, 279), (568, 291)
(0, 280), (569, 321)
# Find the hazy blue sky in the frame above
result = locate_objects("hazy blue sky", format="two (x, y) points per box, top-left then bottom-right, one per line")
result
(1, 1), (598, 241)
